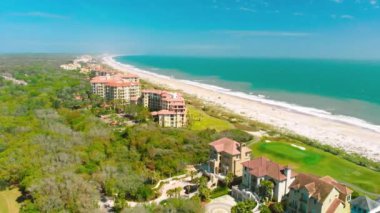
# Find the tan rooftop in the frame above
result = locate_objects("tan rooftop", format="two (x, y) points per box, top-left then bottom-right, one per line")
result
(209, 137), (250, 155)
(290, 173), (351, 203)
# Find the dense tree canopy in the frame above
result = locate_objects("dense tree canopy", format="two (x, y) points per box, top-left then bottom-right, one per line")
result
(0, 55), (234, 212)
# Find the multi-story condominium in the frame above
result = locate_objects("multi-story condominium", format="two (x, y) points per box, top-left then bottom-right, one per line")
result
(90, 65), (118, 76)
(286, 174), (352, 213)
(241, 157), (298, 202)
(350, 196), (380, 213)
(90, 74), (141, 104)
(105, 79), (140, 104)
(140, 90), (187, 128)
(90, 75), (110, 97)
(208, 137), (251, 177)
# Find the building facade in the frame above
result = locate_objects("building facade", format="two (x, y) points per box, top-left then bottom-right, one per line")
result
(90, 74), (141, 104)
(241, 157), (297, 202)
(208, 137), (251, 177)
(286, 174), (352, 213)
(140, 90), (187, 128)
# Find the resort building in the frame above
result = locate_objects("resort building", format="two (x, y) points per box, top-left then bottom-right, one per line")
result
(140, 90), (187, 128)
(60, 63), (81, 71)
(286, 174), (352, 213)
(90, 65), (118, 76)
(350, 196), (380, 213)
(208, 137), (251, 177)
(241, 157), (297, 202)
(90, 74), (141, 104)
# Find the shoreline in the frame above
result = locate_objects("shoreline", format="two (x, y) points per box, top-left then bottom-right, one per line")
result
(103, 56), (380, 162)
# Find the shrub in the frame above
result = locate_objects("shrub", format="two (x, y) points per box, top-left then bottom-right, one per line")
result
(231, 200), (257, 213)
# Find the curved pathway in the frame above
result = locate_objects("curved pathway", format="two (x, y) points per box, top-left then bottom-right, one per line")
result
(205, 195), (236, 213)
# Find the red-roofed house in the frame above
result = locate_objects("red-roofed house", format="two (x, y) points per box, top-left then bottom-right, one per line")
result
(286, 173), (352, 213)
(208, 137), (251, 177)
(241, 157), (297, 202)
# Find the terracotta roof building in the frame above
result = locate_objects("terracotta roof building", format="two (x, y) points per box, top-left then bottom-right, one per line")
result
(241, 157), (297, 202)
(286, 173), (352, 213)
(90, 74), (141, 104)
(140, 90), (187, 128)
(208, 138), (251, 177)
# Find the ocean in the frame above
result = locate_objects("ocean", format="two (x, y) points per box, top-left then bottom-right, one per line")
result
(115, 55), (380, 128)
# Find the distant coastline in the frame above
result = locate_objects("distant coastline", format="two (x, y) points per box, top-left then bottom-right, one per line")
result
(104, 55), (380, 161)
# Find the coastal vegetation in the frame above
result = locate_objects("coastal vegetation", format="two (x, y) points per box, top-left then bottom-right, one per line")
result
(0, 55), (209, 212)
(1, 55), (380, 212)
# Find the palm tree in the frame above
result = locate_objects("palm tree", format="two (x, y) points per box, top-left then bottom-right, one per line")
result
(174, 187), (182, 198)
(225, 172), (234, 187)
(259, 180), (274, 202)
(166, 189), (174, 198)
(190, 170), (197, 181)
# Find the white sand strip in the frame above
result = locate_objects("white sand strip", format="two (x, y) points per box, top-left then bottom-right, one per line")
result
(103, 56), (380, 162)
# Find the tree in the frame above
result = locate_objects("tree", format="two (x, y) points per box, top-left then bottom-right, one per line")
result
(269, 202), (285, 213)
(260, 205), (271, 213)
(351, 191), (360, 199)
(225, 172), (234, 187)
(259, 180), (274, 202)
(231, 200), (257, 213)
(189, 170), (197, 182)
(198, 177), (211, 201)
(174, 187), (182, 198)
(166, 189), (175, 198)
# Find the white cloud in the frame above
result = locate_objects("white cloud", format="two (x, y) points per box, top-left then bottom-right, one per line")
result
(239, 7), (256, 13)
(293, 12), (304, 16)
(332, 0), (344, 3)
(341, 14), (355, 19)
(10, 12), (68, 19)
(220, 30), (312, 37)
(331, 14), (355, 19)
(370, 0), (377, 5)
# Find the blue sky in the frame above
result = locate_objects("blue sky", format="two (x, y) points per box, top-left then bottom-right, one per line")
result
(0, 0), (380, 59)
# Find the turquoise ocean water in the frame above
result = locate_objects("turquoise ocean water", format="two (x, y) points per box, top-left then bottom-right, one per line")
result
(115, 55), (380, 126)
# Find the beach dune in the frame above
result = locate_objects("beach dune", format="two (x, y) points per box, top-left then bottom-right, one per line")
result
(103, 56), (380, 162)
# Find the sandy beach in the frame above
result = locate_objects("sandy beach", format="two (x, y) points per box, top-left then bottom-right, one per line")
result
(103, 56), (380, 162)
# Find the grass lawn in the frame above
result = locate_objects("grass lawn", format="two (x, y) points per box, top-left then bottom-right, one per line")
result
(210, 186), (230, 199)
(0, 188), (21, 213)
(187, 105), (235, 131)
(250, 140), (380, 196)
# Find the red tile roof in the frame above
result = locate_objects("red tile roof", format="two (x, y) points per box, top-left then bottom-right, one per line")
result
(209, 137), (250, 155)
(242, 157), (297, 181)
(90, 75), (140, 87)
(290, 173), (351, 203)
(90, 76), (110, 83)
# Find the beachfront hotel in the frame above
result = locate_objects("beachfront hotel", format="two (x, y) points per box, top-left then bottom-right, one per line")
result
(140, 89), (187, 128)
(208, 137), (252, 178)
(90, 74), (141, 104)
(89, 64), (118, 76)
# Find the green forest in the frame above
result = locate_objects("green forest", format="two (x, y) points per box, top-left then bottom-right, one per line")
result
(0, 55), (234, 212)
(1, 55), (380, 212)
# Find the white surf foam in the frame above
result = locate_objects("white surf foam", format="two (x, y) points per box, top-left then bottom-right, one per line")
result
(106, 56), (380, 134)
